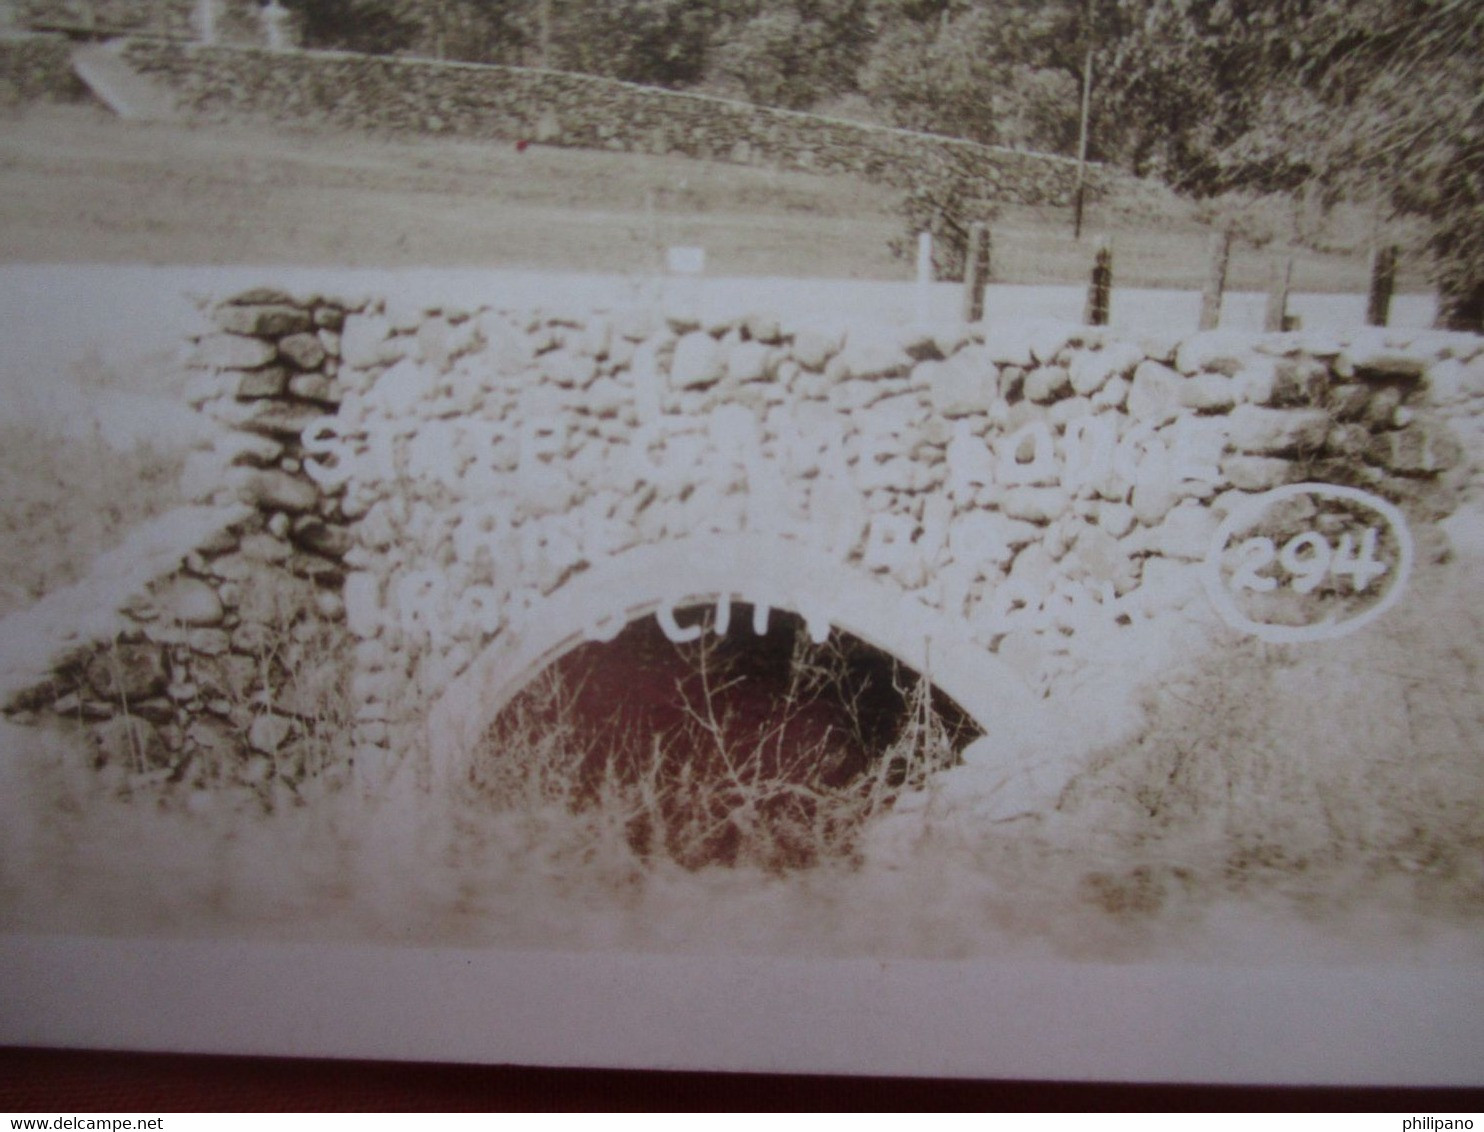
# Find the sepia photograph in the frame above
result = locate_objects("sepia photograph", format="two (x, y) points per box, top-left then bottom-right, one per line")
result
(0, 0), (1480, 1086)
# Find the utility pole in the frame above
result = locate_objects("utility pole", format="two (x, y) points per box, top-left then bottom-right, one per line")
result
(1072, 0), (1094, 239)
(1073, 43), (1092, 239)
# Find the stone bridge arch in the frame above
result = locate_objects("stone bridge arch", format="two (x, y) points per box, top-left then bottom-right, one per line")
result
(1, 285), (1473, 817)
(423, 532), (1037, 787)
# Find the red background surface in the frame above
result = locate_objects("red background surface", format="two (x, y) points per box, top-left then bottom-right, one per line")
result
(2, 1047), (1482, 1111)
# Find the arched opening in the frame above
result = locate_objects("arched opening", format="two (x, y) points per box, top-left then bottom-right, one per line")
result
(425, 534), (1035, 784)
(467, 603), (983, 871)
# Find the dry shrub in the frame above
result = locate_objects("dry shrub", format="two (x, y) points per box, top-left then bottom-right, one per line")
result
(468, 610), (973, 874)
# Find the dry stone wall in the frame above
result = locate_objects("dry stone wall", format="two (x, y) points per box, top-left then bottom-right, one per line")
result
(2, 287), (1480, 803)
(120, 40), (1095, 205)
(0, 33), (84, 101)
(15, 0), (263, 42)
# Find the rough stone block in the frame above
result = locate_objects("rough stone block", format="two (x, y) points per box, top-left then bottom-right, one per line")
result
(1175, 330), (1250, 376)
(152, 577), (225, 627)
(344, 572), (383, 639)
(979, 323), (1035, 367)
(233, 469), (320, 514)
(1232, 356), (1279, 404)
(1097, 501), (1135, 538)
(249, 713), (293, 755)
(1327, 383), (1373, 421)
(947, 511), (1037, 567)
(1069, 341), (1143, 396)
(239, 401), (329, 441)
(235, 365), (289, 399)
(1271, 358), (1329, 406)
(339, 314), (396, 369)
(1226, 405), (1330, 454)
(288, 372), (339, 404)
(1024, 365), (1071, 403)
(1002, 486), (1069, 524)
(313, 306), (347, 332)
(793, 322), (846, 371)
(828, 330), (912, 382)
(278, 332), (328, 371)
(669, 331), (725, 388)
(84, 643), (167, 702)
(1344, 346), (1429, 382)
(1362, 385), (1405, 427)
(1178, 373), (1237, 412)
(213, 304), (311, 338)
(225, 287), (298, 308)
(727, 340), (774, 383)
(1131, 478), (1179, 525)
(214, 431), (284, 469)
(194, 333), (278, 371)
(743, 311), (783, 344)
(1221, 455), (1291, 491)
(926, 352), (995, 418)
(291, 518), (353, 559)
(1127, 360), (1183, 426)
(1367, 426), (1462, 475)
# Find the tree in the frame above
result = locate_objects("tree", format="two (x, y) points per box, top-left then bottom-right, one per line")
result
(420, 0), (532, 64)
(289, 0), (421, 53)
(712, 0), (872, 111)
(1092, 0), (1484, 329)
(1296, 0), (1484, 330)
(889, 144), (998, 278)
(860, 6), (1018, 146)
(859, 0), (1090, 152)
(551, 0), (712, 87)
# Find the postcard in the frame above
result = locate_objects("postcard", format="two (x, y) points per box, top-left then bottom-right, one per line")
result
(0, 2), (1480, 1086)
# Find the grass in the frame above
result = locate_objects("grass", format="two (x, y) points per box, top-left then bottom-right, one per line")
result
(0, 101), (1436, 293)
(0, 349), (188, 620)
(1054, 553), (1484, 924)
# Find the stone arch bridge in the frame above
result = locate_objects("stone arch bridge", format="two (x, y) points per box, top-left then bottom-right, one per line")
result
(1, 286), (1477, 812)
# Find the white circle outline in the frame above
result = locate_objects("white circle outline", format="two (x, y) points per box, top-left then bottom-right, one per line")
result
(1200, 482), (1415, 644)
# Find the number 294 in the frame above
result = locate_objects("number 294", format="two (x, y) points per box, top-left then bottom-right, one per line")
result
(1231, 526), (1389, 595)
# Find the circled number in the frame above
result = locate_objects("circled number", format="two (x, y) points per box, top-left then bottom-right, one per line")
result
(1230, 527), (1389, 596)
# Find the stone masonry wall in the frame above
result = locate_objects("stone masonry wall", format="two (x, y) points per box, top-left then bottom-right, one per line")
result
(2, 288), (1480, 799)
(120, 40), (1097, 205)
(0, 289), (355, 792)
(0, 33), (85, 101)
(15, 0), (263, 42)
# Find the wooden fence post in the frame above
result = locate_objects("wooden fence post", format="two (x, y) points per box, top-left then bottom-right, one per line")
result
(1263, 256), (1294, 332)
(1367, 244), (1398, 327)
(1084, 237), (1112, 326)
(961, 222), (991, 323)
(1199, 230), (1232, 331)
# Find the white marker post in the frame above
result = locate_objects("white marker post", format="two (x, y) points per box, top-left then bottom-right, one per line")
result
(195, 0), (216, 43)
(261, 0), (289, 49)
(666, 246), (705, 276)
(666, 245), (706, 327)
(915, 231), (933, 325)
